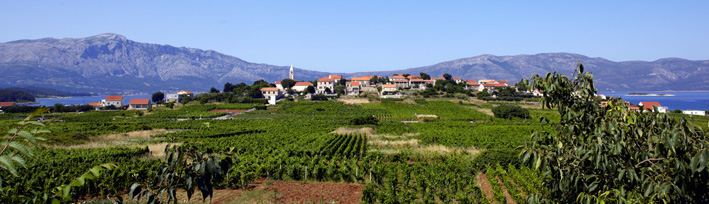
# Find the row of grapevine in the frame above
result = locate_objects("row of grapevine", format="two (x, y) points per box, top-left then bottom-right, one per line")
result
(319, 134), (367, 159)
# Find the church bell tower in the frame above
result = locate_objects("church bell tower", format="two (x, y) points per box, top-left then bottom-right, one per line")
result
(289, 65), (294, 80)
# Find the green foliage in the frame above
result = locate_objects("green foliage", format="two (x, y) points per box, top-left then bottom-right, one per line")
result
(129, 144), (233, 204)
(311, 94), (328, 101)
(520, 63), (709, 203)
(350, 115), (379, 126)
(492, 104), (530, 119)
(0, 89), (35, 102)
(152, 92), (164, 103)
(281, 79), (297, 89)
(0, 108), (50, 177)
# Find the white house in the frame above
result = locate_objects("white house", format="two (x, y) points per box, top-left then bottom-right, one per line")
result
(260, 87), (282, 99)
(292, 82), (313, 92)
(128, 99), (151, 110)
(317, 77), (335, 94)
(166, 90), (194, 104)
(381, 84), (397, 94)
(683, 110), (706, 116)
(346, 81), (361, 95)
(101, 95), (123, 107)
(638, 101), (667, 113)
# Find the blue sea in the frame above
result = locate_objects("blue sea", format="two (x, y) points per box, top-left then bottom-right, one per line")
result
(30, 92), (709, 111)
(598, 92), (709, 111)
(33, 95), (152, 107)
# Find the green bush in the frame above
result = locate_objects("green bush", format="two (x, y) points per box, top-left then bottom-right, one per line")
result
(491, 104), (529, 119)
(350, 115), (379, 125)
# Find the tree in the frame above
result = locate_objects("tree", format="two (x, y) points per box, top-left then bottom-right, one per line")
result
(199, 97), (209, 104)
(325, 87), (332, 94)
(520, 63), (709, 203)
(443, 73), (452, 80)
(253, 79), (269, 86)
(209, 87), (220, 93)
(306, 85), (316, 94)
(402, 74), (410, 78)
(152, 92), (165, 104)
(281, 79), (297, 89)
(223, 82), (235, 92)
(491, 104), (528, 119)
(420, 72), (431, 80)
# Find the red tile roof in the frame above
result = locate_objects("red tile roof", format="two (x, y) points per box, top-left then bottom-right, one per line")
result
(294, 82), (313, 86)
(351, 76), (372, 81)
(129, 99), (150, 104)
(105, 95), (123, 101)
(261, 87), (279, 91)
(275, 81), (281, 84)
(452, 77), (461, 80)
(466, 80), (480, 85)
(318, 77), (334, 82)
(329, 75), (342, 79)
(0, 102), (15, 106)
(394, 79), (408, 82)
(181, 90), (193, 94)
(347, 81), (360, 86)
(88, 102), (102, 106)
(640, 102), (661, 107)
(483, 83), (507, 87)
(410, 79), (425, 82)
(407, 75), (421, 79)
(382, 84), (397, 88)
(432, 77), (446, 80)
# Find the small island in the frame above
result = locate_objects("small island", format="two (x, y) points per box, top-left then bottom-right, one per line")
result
(626, 93), (676, 96)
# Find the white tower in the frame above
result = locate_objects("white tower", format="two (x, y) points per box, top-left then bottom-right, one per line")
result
(289, 65), (294, 80)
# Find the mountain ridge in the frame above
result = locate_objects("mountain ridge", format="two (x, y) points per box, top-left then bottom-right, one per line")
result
(1, 34), (708, 93)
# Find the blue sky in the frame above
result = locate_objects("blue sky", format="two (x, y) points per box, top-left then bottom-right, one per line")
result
(1, 1), (707, 72)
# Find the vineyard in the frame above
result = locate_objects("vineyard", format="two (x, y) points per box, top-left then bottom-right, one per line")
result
(0, 99), (552, 203)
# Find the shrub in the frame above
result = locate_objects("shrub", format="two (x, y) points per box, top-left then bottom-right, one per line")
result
(350, 115), (379, 125)
(491, 104), (529, 119)
(312, 94), (328, 101)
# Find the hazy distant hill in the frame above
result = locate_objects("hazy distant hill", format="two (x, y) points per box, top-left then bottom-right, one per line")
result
(349, 53), (709, 92)
(1, 34), (708, 93)
(0, 33), (328, 94)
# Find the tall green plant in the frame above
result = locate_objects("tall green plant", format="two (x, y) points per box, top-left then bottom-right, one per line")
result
(520, 63), (708, 203)
(129, 144), (234, 204)
(0, 108), (51, 177)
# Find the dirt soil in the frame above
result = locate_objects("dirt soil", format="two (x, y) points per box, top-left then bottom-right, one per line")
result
(265, 181), (365, 204)
(477, 173), (495, 203)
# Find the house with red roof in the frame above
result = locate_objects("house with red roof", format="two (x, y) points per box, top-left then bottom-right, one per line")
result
(260, 87), (282, 99)
(0, 102), (16, 107)
(101, 95), (124, 107)
(292, 82), (313, 92)
(638, 101), (667, 113)
(346, 81), (361, 95)
(381, 84), (398, 94)
(317, 77), (336, 94)
(128, 99), (151, 110)
(351, 76), (373, 87)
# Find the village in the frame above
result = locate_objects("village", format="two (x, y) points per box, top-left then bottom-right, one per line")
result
(1, 65), (705, 116)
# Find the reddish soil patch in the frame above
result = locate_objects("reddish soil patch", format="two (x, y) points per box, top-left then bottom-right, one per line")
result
(209, 109), (248, 114)
(265, 181), (365, 204)
(267, 106), (279, 110)
(496, 175), (516, 204)
(477, 173), (495, 203)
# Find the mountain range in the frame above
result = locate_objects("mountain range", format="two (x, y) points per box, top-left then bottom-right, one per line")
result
(1, 33), (708, 94)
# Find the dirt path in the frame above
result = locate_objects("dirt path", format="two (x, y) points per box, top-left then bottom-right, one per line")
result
(496, 175), (517, 204)
(265, 181), (365, 204)
(477, 173), (495, 203)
